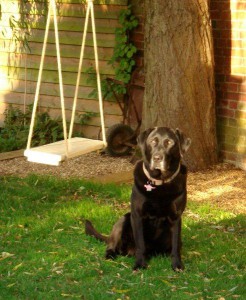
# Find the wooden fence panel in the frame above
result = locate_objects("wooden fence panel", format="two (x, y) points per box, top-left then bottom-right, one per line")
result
(0, 0), (127, 138)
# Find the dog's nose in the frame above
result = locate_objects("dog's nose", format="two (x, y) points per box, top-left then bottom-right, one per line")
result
(153, 154), (163, 162)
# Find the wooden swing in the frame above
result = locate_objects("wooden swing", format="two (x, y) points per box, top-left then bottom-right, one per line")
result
(24, 0), (106, 166)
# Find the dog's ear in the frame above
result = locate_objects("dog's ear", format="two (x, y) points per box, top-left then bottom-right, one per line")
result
(137, 128), (155, 156)
(175, 128), (191, 156)
(137, 128), (155, 147)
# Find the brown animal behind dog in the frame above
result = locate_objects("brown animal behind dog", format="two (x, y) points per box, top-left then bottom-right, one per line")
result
(85, 127), (191, 271)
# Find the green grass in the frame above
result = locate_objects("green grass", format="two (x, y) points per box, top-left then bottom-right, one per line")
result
(0, 175), (245, 300)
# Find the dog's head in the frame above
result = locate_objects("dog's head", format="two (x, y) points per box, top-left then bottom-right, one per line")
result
(138, 127), (191, 180)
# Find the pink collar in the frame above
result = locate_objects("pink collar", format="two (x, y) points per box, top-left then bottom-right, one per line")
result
(142, 162), (180, 186)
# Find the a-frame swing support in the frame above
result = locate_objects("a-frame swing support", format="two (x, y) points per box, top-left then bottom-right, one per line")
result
(24, 0), (107, 166)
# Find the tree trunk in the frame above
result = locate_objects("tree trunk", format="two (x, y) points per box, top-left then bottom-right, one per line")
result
(143, 0), (217, 170)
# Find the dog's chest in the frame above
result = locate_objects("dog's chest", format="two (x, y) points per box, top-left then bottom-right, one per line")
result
(142, 198), (174, 219)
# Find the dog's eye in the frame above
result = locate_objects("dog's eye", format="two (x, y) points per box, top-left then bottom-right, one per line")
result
(164, 139), (173, 147)
(151, 139), (157, 146)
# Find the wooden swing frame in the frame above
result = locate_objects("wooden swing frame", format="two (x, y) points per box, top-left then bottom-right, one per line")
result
(24, 0), (107, 166)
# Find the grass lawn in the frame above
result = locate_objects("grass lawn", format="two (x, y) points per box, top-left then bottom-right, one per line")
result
(0, 175), (245, 299)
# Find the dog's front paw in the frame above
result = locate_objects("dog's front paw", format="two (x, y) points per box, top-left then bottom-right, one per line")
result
(105, 249), (117, 260)
(171, 258), (184, 272)
(133, 259), (148, 270)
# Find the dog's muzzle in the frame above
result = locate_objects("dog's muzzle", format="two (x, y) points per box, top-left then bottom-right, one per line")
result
(150, 154), (168, 172)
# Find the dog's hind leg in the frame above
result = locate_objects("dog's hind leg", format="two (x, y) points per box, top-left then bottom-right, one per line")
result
(105, 216), (125, 259)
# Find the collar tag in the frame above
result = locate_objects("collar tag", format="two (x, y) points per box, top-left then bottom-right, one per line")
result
(144, 182), (156, 192)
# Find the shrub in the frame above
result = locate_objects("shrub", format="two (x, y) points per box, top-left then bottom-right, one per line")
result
(0, 105), (63, 152)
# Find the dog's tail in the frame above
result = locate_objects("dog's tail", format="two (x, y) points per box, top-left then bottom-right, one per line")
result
(85, 220), (109, 243)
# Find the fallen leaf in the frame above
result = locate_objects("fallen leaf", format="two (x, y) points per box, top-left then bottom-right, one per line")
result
(210, 225), (224, 230)
(13, 263), (23, 271)
(23, 272), (33, 275)
(229, 286), (238, 292)
(69, 226), (80, 230)
(51, 263), (64, 274)
(161, 280), (172, 286)
(61, 294), (81, 298)
(112, 287), (131, 294)
(0, 252), (15, 261)
(120, 262), (129, 269)
(2, 252), (14, 258)
(187, 251), (201, 256)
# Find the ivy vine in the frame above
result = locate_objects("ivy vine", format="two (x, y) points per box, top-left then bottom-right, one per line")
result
(109, 6), (138, 90)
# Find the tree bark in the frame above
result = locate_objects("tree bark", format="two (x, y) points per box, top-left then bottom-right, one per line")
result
(143, 0), (217, 170)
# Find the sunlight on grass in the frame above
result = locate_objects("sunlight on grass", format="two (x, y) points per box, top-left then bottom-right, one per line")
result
(192, 185), (243, 201)
(0, 175), (245, 299)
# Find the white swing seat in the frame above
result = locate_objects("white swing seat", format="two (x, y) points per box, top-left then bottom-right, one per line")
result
(24, 137), (105, 166)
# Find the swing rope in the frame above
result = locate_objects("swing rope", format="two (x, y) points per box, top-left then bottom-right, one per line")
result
(52, 0), (69, 157)
(26, 2), (52, 150)
(90, 0), (106, 145)
(68, 0), (91, 139)
(69, 0), (106, 145)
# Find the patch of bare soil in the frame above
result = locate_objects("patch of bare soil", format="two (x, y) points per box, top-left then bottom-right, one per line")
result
(0, 152), (245, 214)
(0, 152), (133, 179)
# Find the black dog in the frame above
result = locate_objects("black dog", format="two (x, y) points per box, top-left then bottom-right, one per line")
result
(85, 127), (191, 271)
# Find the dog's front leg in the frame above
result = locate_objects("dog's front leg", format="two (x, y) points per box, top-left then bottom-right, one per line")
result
(131, 210), (147, 270)
(171, 218), (184, 271)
